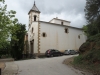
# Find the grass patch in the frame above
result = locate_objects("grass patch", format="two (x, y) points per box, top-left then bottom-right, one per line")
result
(73, 53), (100, 74)
(73, 55), (84, 64)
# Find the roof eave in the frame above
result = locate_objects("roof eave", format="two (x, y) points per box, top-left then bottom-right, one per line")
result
(28, 10), (41, 15)
(54, 18), (71, 23)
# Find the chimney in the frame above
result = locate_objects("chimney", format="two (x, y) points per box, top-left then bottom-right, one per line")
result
(56, 17), (58, 19)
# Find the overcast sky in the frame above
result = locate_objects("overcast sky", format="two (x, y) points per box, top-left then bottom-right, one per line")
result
(5, 0), (86, 30)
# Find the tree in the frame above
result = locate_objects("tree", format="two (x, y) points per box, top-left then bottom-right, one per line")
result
(0, 41), (10, 58)
(0, 0), (27, 59)
(0, 0), (18, 48)
(83, 23), (98, 37)
(84, 0), (100, 36)
(11, 23), (26, 60)
(0, 0), (20, 58)
(85, 0), (100, 23)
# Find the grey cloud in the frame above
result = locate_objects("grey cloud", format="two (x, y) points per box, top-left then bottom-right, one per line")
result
(5, 0), (87, 29)
(37, 0), (86, 15)
(16, 0), (86, 15)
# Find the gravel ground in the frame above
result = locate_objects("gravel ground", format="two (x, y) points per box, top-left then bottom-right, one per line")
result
(0, 62), (5, 70)
(15, 55), (93, 75)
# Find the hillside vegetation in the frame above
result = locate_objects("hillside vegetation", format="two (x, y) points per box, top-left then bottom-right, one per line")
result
(73, 0), (100, 74)
(73, 34), (100, 74)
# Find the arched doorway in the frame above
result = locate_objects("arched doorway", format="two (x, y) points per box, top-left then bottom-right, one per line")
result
(30, 40), (34, 54)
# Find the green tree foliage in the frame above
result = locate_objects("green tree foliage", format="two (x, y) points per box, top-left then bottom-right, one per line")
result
(0, 1), (18, 48)
(0, 0), (26, 59)
(0, 41), (10, 58)
(0, 0), (20, 58)
(0, 0), (5, 3)
(11, 23), (26, 60)
(84, 0), (100, 36)
(83, 23), (98, 37)
(85, 0), (100, 23)
(82, 25), (88, 36)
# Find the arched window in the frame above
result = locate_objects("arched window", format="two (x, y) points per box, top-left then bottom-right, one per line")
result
(61, 22), (63, 25)
(78, 35), (80, 39)
(42, 32), (47, 37)
(34, 15), (37, 21)
(32, 27), (34, 33)
(65, 28), (68, 33)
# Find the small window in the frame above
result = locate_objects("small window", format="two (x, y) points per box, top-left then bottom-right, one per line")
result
(29, 24), (30, 27)
(78, 35), (80, 39)
(34, 15), (36, 21)
(42, 32), (47, 37)
(32, 28), (34, 33)
(61, 22), (63, 25)
(65, 28), (68, 33)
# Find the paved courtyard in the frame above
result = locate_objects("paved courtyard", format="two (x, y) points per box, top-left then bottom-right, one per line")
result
(14, 55), (92, 75)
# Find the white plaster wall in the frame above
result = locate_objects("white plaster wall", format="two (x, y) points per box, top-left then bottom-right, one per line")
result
(39, 22), (86, 53)
(68, 28), (86, 50)
(28, 22), (38, 54)
(29, 13), (31, 25)
(50, 19), (70, 26)
(55, 19), (70, 26)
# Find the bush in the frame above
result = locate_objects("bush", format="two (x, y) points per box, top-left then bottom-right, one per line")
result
(73, 55), (84, 64)
(84, 49), (100, 63)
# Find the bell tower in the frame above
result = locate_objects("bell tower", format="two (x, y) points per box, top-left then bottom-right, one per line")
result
(28, 1), (40, 27)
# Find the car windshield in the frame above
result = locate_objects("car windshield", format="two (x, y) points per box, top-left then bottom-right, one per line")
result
(70, 50), (75, 52)
(55, 50), (59, 52)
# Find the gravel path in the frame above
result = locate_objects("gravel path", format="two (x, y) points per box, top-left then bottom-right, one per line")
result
(15, 55), (93, 75)
(0, 62), (5, 70)
(2, 62), (18, 75)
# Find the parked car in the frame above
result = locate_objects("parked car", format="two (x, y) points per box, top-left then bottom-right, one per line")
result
(75, 50), (79, 54)
(64, 50), (70, 55)
(45, 49), (63, 57)
(64, 49), (76, 55)
(70, 50), (76, 55)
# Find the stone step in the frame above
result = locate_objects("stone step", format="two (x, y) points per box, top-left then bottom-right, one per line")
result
(0, 58), (14, 62)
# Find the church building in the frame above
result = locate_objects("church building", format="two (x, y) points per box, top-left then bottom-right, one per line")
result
(27, 2), (86, 56)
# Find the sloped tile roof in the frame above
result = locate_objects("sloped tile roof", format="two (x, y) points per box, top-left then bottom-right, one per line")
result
(31, 2), (40, 12)
(28, 1), (40, 14)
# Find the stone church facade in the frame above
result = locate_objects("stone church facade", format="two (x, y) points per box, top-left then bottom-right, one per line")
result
(26, 2), (86, 56)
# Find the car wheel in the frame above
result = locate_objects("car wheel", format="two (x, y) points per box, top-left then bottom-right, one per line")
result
(59, 54), (61, 56)
(61, 54), (63, 56)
